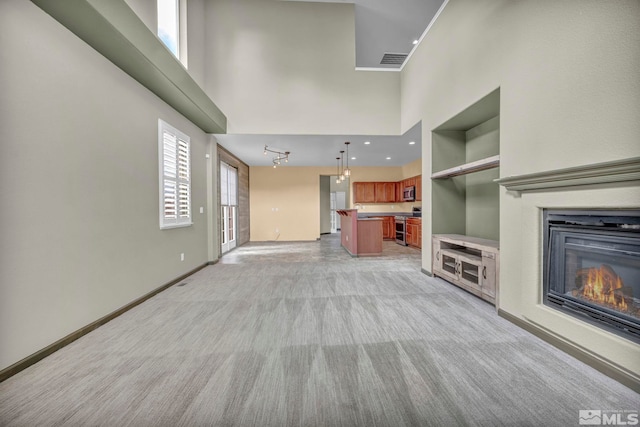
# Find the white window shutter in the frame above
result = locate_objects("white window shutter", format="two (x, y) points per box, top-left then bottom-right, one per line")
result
(159, 119), (191, 228)
(163, 180), (177, 219)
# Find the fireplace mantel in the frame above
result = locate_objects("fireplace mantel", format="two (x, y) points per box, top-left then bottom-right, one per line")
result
(496, 157), (640, 192)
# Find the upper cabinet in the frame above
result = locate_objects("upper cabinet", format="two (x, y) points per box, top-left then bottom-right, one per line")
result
(353, 176), (422, 204)
(353, 182), (376, 203)
(374, 182), (396, 203)
(403, 177), (416, 188)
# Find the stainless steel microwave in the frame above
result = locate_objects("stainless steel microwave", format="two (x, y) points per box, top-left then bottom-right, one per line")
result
(403, 186), (415, 201)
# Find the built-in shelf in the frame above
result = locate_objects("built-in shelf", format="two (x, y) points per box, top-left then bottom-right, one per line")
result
(431, 155), (500, 179)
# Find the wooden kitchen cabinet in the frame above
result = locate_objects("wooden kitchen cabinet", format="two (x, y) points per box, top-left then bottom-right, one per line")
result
(406, 218), (421, 249)
(432, 234), (499, 307)
(354, 176), (421, 204)
(381, 216), (395, 239)
(404, 177), (416, 188)
(353, 182), (376, 203)
(374, 182), (396, 203)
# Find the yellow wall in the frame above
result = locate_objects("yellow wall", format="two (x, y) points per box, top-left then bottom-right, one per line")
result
(401, 158), (422, 179)
(250, 160), (422, 241)
(250, 166), (332, 241)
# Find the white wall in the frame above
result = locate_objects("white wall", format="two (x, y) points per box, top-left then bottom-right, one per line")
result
(0, 0), (214, 371)
(203, 0), (400, 135)
(402, 0), (640, 375)
(125, 0), (207, 88)
(124, 0), (155, 31)
(319, 176), (331, 234)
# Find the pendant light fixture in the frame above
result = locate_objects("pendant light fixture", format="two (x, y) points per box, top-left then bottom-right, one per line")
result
(336, 157), (341, 184)
(340, 150), (345, 181)
(343, 142), (351, 177)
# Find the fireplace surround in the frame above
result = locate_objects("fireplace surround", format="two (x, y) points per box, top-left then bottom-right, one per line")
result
(543, 210), (640, 343)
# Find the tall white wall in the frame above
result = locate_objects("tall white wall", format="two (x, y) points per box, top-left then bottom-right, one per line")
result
(124, 0), (208, 89)
(319, 176), (331, 234)
(204, 0), (400, 135)
(0, 0), (214, 371)
(402, 0), (640, 375)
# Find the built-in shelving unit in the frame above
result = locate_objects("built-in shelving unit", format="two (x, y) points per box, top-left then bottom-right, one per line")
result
(430, 89), (501, 242)
(431, 154), (500, 179)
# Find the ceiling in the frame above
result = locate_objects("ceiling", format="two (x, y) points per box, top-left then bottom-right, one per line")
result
(216, 122), (421, 167)
(217, 0), (446, 168)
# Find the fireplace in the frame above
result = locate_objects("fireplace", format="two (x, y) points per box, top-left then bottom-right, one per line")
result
(543, 210), (640, 343)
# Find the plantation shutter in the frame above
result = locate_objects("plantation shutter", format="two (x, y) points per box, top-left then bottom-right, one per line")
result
(159, 120), (191, 228)
(177, 138), (190, 219)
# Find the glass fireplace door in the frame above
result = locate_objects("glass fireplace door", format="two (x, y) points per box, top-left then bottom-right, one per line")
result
(546, 227), (640, 340)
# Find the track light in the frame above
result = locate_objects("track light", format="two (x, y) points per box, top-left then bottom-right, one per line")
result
(264, 145), (291, 168)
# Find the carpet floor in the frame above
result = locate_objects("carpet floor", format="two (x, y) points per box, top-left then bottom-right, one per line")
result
(0, 235), (637, 426)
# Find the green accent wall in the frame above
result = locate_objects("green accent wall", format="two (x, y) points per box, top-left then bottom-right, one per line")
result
(465, 116), (500, 240)
(432, 131), (466, 235)
(431, 93), (500, 241)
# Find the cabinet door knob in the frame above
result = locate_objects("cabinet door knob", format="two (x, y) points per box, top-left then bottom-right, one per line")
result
(483, 266), (487, 279)
(436, 251), (440, 260)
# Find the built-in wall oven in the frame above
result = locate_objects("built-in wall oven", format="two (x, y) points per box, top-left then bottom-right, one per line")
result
(395, 216), (408, 245)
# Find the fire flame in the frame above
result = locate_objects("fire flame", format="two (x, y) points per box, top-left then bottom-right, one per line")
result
(578, 265), (628, 312)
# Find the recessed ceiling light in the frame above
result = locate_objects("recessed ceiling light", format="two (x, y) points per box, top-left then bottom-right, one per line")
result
(412, 39), (418, 45)
(409, 141), (416, 145)
(386, 157), (391, 160)
(364, 141), (370, 145)
(351, 157), (356, 160)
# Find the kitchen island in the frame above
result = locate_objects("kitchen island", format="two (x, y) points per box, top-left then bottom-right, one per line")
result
(337, 209), (383, 256)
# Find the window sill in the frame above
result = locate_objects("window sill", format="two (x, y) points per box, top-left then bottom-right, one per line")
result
(160, 222), (193, 230)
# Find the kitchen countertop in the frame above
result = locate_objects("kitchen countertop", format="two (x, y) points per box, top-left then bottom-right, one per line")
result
(357, 212), (413, 218)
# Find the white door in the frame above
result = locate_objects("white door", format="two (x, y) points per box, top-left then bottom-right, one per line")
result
(221, 162), (238, 254)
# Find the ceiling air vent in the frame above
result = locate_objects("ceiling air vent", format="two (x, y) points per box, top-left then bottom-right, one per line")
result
(380, 53), (408, 65)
